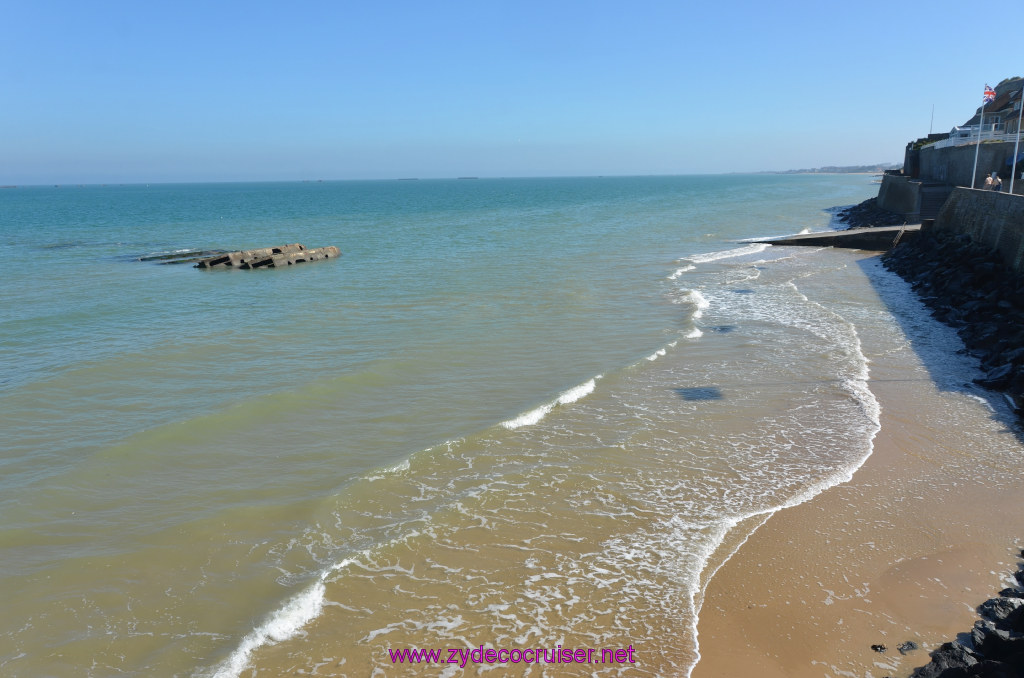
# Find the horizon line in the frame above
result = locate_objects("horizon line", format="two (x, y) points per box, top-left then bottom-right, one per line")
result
(0, 168), (897, 189)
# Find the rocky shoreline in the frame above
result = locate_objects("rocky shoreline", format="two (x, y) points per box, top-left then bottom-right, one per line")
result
(881, 230), (1024, 419)
(904, 551), (1024, 678)
(837, 197), (906, 229)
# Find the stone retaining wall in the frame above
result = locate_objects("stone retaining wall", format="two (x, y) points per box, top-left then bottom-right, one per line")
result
(934, 188), (1024, 273)
(919, 141), (1019, 190)
(877, 174), (921, 217)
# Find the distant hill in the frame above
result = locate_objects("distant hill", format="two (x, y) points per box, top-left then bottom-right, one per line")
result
(768, 163), (902, 174)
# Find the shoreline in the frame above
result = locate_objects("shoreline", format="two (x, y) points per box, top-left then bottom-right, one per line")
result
(692, 252), (1024, 678)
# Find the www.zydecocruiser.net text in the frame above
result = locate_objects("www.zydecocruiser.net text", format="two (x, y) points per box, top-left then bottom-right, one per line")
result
(389, 645), (638, 668)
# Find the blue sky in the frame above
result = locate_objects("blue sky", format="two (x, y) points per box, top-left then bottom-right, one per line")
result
(3, 0), (1021, 184)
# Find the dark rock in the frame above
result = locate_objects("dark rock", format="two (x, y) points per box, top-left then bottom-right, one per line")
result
(901, 641), (922, 654)
(974, 324), (1001, 343)
(977, 364), (1018, 389)
(872, 643), (888, 653)
(935, 669), (971, 678)
(976, 262), (999, 276)
(973, 620), (1001, 647)
(980, 597), (1024, 625)
(911, 641), (980, 678)
(912, 661), (969, 678)
(972, 620), (1024, 660)
(836, 197), (905, 229)
(1004, 605), (1024, 634)
(965, 659), (1022, 677)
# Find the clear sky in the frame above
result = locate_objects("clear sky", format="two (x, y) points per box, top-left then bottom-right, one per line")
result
(3, 0), (1021, 184)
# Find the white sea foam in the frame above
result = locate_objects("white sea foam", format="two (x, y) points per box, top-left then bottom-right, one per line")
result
(678, 289), (710, 319)
(500, 378), (599, 429)
(682, 294), (882, 678)
(206, 581), (326, 678)
(686, 421), (881, 676)
(384, 459), (410, 473)
(558, 378), (597, 404)
(501, 403), (553, 429)
(646, 348), (667, 361)
(684, 328), (703, 339)
(202, 557), (369, 678)
(668, 264), (696, 280)
(364, 457), (411, 482)
(684, 243), (770, 264)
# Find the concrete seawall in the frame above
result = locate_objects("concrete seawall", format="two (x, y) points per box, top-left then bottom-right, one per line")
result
(876, 174), (921, 216)
(876, 174), (955, 221)
(933, 188), (1024, 273)
(920, 141), (1021, 191)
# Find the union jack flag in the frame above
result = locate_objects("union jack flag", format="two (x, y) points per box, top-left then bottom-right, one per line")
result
(983, 84), (996, 104)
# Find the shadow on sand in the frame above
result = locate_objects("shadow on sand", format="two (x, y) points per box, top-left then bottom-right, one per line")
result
(855, 253), (1023, 445)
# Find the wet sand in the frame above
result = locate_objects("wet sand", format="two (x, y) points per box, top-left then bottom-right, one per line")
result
(693, 304), (1024, 678)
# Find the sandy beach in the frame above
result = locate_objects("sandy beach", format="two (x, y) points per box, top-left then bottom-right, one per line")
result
(13, 178), (1008, 677)
(693, 256), (1024, 678)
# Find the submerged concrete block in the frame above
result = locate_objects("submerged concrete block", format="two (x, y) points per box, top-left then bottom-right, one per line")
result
(264, 246), (341, 268)
(195, 243), (307, 268)
(200, 244), (340, 269)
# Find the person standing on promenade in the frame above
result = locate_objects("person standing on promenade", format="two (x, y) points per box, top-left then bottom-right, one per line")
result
(984, 172), (1003, 191)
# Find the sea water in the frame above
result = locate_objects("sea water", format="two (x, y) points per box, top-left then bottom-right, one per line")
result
(0, 175), (985, 676)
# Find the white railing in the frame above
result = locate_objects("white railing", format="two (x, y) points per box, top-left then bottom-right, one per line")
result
(926, 125), (1017, 150)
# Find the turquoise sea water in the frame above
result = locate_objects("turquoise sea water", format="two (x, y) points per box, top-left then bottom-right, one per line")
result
(2, 175), (938, 676)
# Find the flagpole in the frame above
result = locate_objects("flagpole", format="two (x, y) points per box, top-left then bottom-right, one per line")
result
(972, 101), (985, 189)
(1012, 88), (1023, 194)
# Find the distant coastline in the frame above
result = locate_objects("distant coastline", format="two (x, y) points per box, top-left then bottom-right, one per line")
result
(761, 163), (902, 175)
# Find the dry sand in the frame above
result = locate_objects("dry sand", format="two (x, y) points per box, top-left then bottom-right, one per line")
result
(693, 335), (1024, 678)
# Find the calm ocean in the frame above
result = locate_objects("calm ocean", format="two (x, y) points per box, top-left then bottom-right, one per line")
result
(1, 175), (981, 676)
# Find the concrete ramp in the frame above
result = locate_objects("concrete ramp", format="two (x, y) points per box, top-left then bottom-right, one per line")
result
(751, 225), (920, 251)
